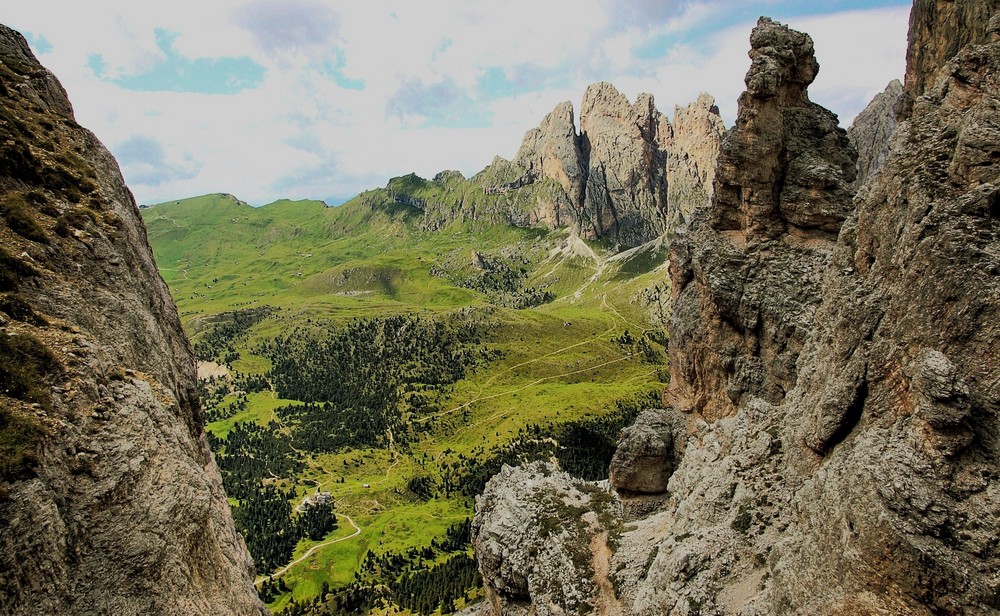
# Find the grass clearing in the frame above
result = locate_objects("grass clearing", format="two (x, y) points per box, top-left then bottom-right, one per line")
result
(143, 189), (671, 612)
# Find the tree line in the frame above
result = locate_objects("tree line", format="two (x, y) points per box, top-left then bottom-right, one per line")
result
(274, 519), (478, 615)
(193, 305), (275, 364)
(448, 390), (661, 497)
(256, 314), (498, 452)
(235, 484), (338, 574)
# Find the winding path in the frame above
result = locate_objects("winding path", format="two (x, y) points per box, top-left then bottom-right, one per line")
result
(255, 512), (361, 585)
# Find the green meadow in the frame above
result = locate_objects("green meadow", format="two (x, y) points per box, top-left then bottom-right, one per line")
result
(142, 187), (670, 613)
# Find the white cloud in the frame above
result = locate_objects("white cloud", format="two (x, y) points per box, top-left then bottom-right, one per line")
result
(795, 8), (910, 124)
(3, 1), (911, 205)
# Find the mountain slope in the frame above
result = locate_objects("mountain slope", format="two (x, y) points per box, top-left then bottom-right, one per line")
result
(0, 24), (263, 615)
(141, 184), (673, 612)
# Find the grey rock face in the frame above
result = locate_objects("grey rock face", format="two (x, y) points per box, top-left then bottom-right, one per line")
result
(899, 0), (1000, 118)
(473, 463), (623, 616)
(668, 16), (856, 420)
(514, 101), (587, 209)
(476, 3), (1000, 613)
(848, 79), (903, 188)
(0, 23), (264, 615)
(578, 83), (671, 248)
(787, 36), (1000, 612)
(608, 410), (682, 495)
(664, 93), (726, 231)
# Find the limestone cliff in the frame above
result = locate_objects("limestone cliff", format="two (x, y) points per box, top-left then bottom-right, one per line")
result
(0, 24), (265, 615)
(514, 101), (587, 214)
(576, 83), (671, 248)
(370, 85), (723, 250)
(848, 79), (902, 188)
(514, 84), (724, 248)
(475, 6), (1000, 614)
(664, 94), (726, 232)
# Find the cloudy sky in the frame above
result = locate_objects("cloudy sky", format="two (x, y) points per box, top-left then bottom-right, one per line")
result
(6, 1), (911, 206)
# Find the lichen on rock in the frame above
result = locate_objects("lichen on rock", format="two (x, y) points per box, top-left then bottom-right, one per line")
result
(0, 23), (264, 615)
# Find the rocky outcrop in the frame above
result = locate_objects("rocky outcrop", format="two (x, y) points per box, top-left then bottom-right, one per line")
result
(475, 3), (1000, 613)
(473, 463), (623, 616)
(608, 410), (682, 495)
(577, 84), (671, 248)
(667, 16), (856, 420)
(664, 94), (726, 231)
(898, 0), (1000, 118)
(0, 24), (264, 615)
(848, 79), (902, 188)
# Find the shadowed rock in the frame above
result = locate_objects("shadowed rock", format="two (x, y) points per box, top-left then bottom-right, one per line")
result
(848, 79), (903, 189)
(609, 410), (682, 495)
(0, 23), (264, 615)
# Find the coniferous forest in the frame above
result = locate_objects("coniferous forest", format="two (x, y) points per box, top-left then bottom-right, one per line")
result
(276, 519), (479, 616)
(163, 218), (669, 613)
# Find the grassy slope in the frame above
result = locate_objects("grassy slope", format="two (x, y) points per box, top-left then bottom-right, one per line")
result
(142, 189), (670, 612)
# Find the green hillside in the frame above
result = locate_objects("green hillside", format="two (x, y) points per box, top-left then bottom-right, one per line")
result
(142, 180), (671, 615)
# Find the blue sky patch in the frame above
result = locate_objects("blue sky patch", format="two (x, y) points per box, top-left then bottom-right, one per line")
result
(320, 49), (365, 91)
(87, 53), (107, 77)
(112, 28), (265, 94)
(476, 64), (572, 99)
(478, 67), (517, 99)
(23, 31), (52, 55)
(635, 0), (911, 60)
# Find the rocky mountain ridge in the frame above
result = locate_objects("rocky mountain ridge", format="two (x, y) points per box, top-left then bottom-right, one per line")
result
(361, 82), (725, 250)
(0, 24), (264, 615)
(473, 3), (1000, 614)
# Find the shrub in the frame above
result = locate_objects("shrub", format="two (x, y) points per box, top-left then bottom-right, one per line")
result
(0, 293), (46, 325)
(0, 194), (48, 243)
(0, 332), (60, 410)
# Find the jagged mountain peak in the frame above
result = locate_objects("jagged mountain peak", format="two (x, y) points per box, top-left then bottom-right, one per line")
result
(744, 16), (819, 104)
(359, 82), (723, 251)
(508, 82), (723, 248)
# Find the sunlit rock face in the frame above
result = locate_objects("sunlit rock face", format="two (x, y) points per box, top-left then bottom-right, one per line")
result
(474, 4), (1000, 613)
(0, 23), (265, 616)
(513, 83), (724, 249)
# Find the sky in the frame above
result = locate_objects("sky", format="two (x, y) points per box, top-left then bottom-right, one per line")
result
(5, 1), (912, 206)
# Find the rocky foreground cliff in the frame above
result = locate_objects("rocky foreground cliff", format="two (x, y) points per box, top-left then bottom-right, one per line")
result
(473, 3), (1000, 615)
(0, 25), (264, 615)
